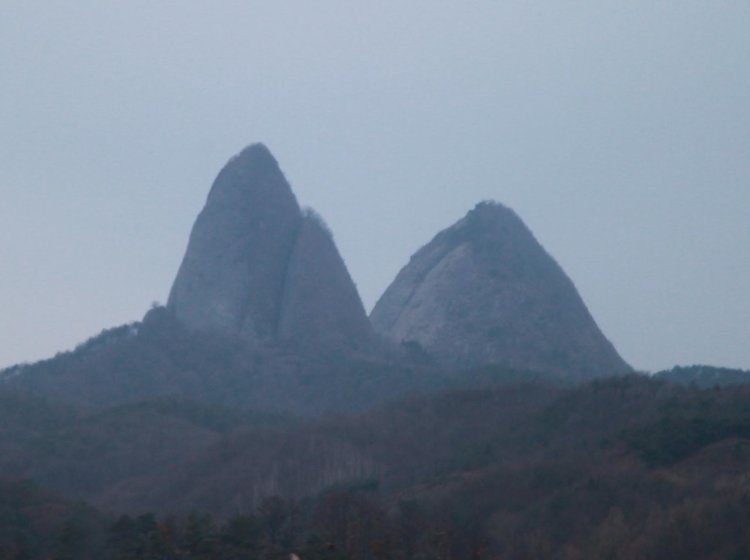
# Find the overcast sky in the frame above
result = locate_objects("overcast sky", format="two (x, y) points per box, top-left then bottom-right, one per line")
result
(2, 1), (748, 372)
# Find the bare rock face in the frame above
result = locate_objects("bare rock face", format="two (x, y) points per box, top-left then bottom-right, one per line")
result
(167, 144), (372, 350)
(370, 201), (631, 378)
(278, 211), (373, 351)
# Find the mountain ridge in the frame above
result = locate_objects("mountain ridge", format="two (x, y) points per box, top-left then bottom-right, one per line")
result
(3, 144), (632, 411)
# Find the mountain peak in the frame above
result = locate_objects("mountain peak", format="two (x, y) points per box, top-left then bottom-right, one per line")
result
(167, 143), (373, 350)
(371, 202), (631, 378)
(469, 199), (511, 216)
(207, 143), (283, 201)
(446, 200), (525, 238)
(230, 142), (278, 170)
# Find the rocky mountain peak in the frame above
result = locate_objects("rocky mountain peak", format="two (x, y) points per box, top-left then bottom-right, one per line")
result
(207, 143), (280, 200)
(459, 200), (516, 226)
(370, 201), (631, 378)
(438, 201), (530, 247)
(167, 144), (372, 350)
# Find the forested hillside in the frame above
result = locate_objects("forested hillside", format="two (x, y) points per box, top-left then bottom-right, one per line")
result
(3, 371), (750, 558)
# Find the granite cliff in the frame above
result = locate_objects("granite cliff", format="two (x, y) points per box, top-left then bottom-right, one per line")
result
(370, 201), (631, 377)
(167, 143), (372, 351)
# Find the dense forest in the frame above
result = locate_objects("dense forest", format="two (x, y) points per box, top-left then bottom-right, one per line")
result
(3, 369), (750, 559)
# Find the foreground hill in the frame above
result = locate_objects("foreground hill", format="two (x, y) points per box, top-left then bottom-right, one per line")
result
(0, 478), (107, 560)
(3, 372), (750, 558)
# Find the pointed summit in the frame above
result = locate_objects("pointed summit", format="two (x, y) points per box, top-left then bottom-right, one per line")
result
(168, 143), (302, 341)
(370, 201), (631, 378)
(168, 143), (372, 350)
(207, 143), (280, 200)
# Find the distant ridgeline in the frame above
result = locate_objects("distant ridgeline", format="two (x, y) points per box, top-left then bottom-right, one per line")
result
(654, 365), (750, 387)
(3, 142), (642, 411)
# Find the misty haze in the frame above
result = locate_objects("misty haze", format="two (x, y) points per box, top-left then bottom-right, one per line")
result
(1, 2), (750, 559)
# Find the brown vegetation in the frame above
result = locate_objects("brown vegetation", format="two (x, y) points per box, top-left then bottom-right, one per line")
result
(2, 373), (750, 557)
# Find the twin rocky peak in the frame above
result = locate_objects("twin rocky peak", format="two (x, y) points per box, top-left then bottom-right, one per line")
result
(168, 144), (630, 377)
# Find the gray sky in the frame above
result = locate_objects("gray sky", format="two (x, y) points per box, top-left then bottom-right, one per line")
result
(2, 1), (749, 372)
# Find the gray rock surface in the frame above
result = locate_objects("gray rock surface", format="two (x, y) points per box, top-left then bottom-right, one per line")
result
(168, 144), (372, 350)
(278, 211), (373, 351)
(370, 201), (631, 378)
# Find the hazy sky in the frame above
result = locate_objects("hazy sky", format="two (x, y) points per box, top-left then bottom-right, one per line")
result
(2, 1), (749, 372)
